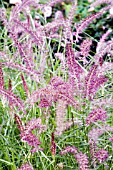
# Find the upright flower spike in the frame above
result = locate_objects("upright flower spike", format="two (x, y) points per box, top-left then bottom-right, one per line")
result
(95, 29), (112, 64)
(15, 117), (47, 153)
(13, 19), (44, 48)
(54, 98), (81, 136)
(66, 43), (84, 81)
(9, 32), (33, 70)
(94, 40), (113, 63)
(63, 1), (77, 42)
(55, 99), (67, 136)
(15, 116), (46, 153)
(0, 89), (26, 114)
(14, 114), (24, 133)
(2, 62), (40, 83)
(79, 38), (92, 65)
(90, 75), (108, 97)
(88, 0), (112, 12)
(9, 0), (37, 21)
(80, 38), (92, 58)
(20, 74), (29, 97)
(86, 108), (107, 125)
(0, 8), (7, 26)
(85, 64), (98, 99)
(0, 63), (4, 89)
(51, 132), (56, 156)
(89, 139), (97, 168)
(23, 39), (36, 70)
(0, 63), (25, 114)
(74, 8), (110, 42)
(67, 0), (77, 23)
(20, 132), (42, 153)
(96, 29), (112, 54)
(75, 152), (89, 170)
(8, 79), (12, 91)
(84, 64), (108, 100)
(8, 79), (14, 116)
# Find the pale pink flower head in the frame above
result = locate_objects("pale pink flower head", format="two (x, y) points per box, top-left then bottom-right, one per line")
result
(17, 162), (34, 170)
(95, 149), (109, 163)
(20, 132), (42, 153)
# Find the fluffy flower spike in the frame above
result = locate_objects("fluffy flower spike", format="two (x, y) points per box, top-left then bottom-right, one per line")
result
(86, 108), (107, 125)
(60, 146), (78, 155)
(15, 114), (46, 153)
(75, 152), (89, 170)
(95, 149), (109, 163)
(17, 162), (34, 170)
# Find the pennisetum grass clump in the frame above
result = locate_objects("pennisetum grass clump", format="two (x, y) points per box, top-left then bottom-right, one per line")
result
(0, 0), (113, 169)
